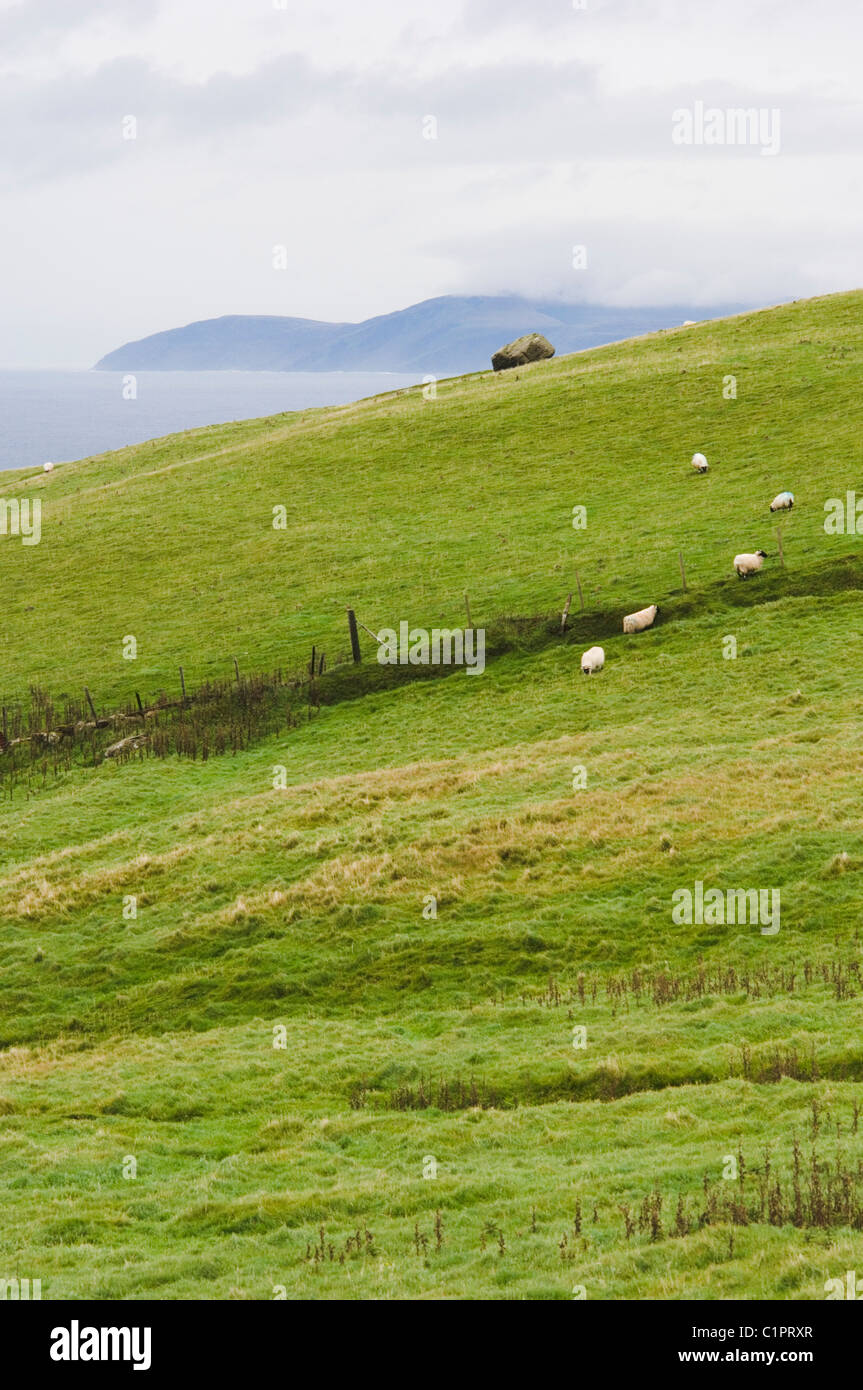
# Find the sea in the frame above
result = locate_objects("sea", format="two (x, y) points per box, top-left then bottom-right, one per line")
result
(0, 369), (423, 471)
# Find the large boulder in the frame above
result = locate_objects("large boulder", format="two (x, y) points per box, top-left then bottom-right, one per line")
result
(491, 332), (555, 372)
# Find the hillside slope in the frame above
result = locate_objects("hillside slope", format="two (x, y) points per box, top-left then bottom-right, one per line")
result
(3, 291), (859, 708)
(1, 290), (862, 1301)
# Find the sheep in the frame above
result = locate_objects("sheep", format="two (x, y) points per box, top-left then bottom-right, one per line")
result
(580, 645), (605, 675)
(733, 550), (768, 578)
(691, 452), (709, 473)
(43, 461), (54, 473)
(623, 604), (658, 634)
(769, 491), (794, 511)
(682, 319), (697, 326)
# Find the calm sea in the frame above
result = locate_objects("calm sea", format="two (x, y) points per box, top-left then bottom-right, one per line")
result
(0, 369), (422, 471)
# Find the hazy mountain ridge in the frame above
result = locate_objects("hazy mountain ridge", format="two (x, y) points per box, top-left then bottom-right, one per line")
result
(93, 295), (747, 374)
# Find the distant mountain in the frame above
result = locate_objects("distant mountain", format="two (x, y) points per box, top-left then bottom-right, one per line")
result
(93, 295), (747, 375)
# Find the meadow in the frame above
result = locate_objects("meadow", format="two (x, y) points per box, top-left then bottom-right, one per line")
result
(0, 290), (861, 1299)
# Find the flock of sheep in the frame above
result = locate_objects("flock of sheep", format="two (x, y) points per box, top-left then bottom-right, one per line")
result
(580, 452), (795, 675)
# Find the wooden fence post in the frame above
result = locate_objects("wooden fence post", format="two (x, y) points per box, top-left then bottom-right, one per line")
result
(179, 667), (187, 703)
(309, 645), (316, 677)
(347, 609), (362, 663)
(233, 656), (240, 682)
(561, 592), (572, 633)
(135, 692), (144, 717)
(84, 688), (98, 722)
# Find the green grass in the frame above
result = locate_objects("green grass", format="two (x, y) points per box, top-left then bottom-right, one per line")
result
(1, 290), (863, 1299)
(1, 290), (859, 705)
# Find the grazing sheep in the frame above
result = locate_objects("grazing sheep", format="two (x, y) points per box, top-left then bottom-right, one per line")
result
(733, 550), (768, 578)
(682, 320), (697, 326)
(623, 604), (658, 634)
(580, 645), (605, 675)
(691, 452), (709, 473)
(769, 491), (794, 511)
(43, 461), (54, 473)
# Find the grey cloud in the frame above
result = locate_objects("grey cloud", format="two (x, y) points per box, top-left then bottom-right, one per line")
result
(4, 36), (858, 194)
(429, 201), (859, 308)
(0, 53), (329, 186)
(0, 0), (159, 51)
(0, 51), (600, 186)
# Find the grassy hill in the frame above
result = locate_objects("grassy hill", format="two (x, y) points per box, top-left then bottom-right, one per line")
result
(1, 290), (862, 1300)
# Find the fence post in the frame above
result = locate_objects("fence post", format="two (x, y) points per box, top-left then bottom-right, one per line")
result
(233, 656), (240, 683)
(84, 688), (98, 722)
(561, 592), (572, 633)
(347, 609), (362, 663)
(179, 667), (187, 703)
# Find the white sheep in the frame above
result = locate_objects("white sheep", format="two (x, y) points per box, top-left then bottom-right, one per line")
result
(580, 645), (605, 675)
(769, 491), (794, 511)
(43, 461), (54, 473)
(733, 550), (768, 578)
(682, 320), (697, 326)
(623, 604), (658, 634)
(691, 452), (708, 473)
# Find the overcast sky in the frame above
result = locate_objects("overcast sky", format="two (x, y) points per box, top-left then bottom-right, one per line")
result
(1, 0), (860, 366)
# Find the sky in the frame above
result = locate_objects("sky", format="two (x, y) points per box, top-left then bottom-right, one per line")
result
(0, 0), (860, 366)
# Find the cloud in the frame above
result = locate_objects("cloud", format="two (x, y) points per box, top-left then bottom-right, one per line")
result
(0, 50), (600, 189)
(8, 41), (856, 193)
(0, 0), (158, 53)
(0, 53), (335, 185)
